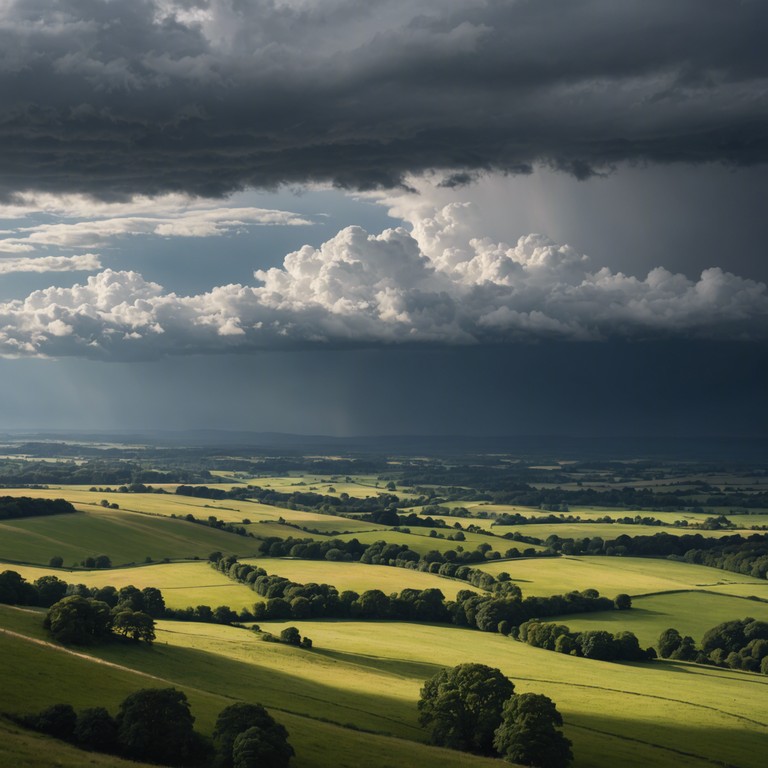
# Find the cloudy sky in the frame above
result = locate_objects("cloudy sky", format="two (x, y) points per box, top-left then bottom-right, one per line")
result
(0, 0), (766, 439)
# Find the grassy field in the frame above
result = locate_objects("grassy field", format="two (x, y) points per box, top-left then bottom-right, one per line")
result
(333, 528), (538, 555)
(0, 561), (258, 610)
(477, 556), (768, 598)
(0, 509), (262, 567)
(0, 607), (501, 768)
(241, 559), (479, 600)
(490, 522), (757, 540)
(246, 618), (768, 768)
(554, 590), (768, 647)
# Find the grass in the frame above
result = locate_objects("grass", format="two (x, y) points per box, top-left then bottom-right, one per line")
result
(490, 523), (757, 540)
(553, 590), (768, 647)
(477, 555), (768, 598)
(332, 528), (534, 555)
(0, 509), (262, 566)
(6, 603), (767, 768)
(241, 559), (480, 600)
(0, 607), (500, 768)
(1, 561), (258, 610)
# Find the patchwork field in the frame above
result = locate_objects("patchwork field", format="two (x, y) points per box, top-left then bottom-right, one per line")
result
(0, 561), (258, 610)
(241, 558), (480, 599)
(477, 555), (768, 598)
(1, 466), (767, 768)
(554, 590), (768, 647)
(0, 509), (262, 567)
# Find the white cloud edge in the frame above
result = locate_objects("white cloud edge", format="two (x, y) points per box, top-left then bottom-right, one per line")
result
(0, 199), (765, 360)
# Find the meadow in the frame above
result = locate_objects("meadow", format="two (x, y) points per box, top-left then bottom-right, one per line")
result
(1, 461), (767, 768)
(477, 555), (768, 598)
(553, 590), (768, 647)
(0, 508), (262, 567)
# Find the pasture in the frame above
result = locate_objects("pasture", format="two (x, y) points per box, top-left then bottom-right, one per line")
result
(554, 590), (768, 647)
(478, 555), (768, 598)
(241, 558), (479, 600)
(0, 606), (500, 768)
(0, 509), (261, 567)
(1, 561), (258, 610)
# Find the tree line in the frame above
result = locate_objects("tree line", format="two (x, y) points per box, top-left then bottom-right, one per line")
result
(0, 569), (253, 630)
(543, 532), (768, 579)
(517, 619), (655, 662)
(13, 690), (292, 768)
(0, 495), (75, 520)
(212, 554), (628, 635)
(658, 618), (768, 674)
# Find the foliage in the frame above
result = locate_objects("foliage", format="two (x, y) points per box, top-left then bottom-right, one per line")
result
(111, 610), (156, 644)
(213, 703), (293, 768)
(493, 693), (572, 767)
(418, 663), (515, 754)
(31, 703), (77, 741)
(73, 707), (118, 753)
(43, 596), (112, 645)
(115, 688), (198, 766)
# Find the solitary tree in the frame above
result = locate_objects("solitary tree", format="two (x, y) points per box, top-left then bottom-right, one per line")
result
(418, 663), (515, 754)
(493, 693), (573, 767)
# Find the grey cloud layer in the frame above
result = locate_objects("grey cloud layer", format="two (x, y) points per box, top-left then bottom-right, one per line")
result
(1, 203), (766, 359)
(0, 0), (766, 196)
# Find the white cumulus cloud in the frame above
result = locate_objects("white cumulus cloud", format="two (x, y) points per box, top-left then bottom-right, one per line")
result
(0, 202), (766, 360)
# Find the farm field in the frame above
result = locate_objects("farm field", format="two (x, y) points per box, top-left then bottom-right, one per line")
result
(553, 590), (768, 647)
(1, 452), (767, 768)
(248, 618), (768, 768)
(0, 607), (501, 768)
(0, 508), (262, 567)
(0, 561), (258, 610)
(241, 558), (479, 599)
(478, 556), (768, 598)
(332, 527), (532, 555)
(490, 523), (757, 540)
(2, 603), (766, 768)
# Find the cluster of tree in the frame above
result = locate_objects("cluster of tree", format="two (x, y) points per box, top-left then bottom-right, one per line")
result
(79, 554), (112, 568)
(367, 509), (451, 528)
(255, 535), (548, 572)
(171, 512), (253, 538)
(17, 690), (293, 768)
(492, 512), (668, 528)
(517, 619), (655, 662)
(0, 459), (207, 486)
(89, 483), (169, 494)
(420, 504), (472, 518)
(544, 532), (768, 579)
(658, 618), (768, 673)
(213, 556), (627, 634)
(259, 625), (313, 649)
(0, 570), (248, 634)
(0, 495), (75, 520)
(44, 594), (156, 645)
(418, 663), (572, 766)
(176, 482), (409, 515)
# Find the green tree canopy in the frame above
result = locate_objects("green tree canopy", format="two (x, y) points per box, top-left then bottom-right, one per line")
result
(493, 693), (573, 767)
(232, 725), (294, 768)
(418, 663), (515, 754)
(116, 688), (197, 766)
(44, 596), (112, 645)
(213, 703), (293, 768)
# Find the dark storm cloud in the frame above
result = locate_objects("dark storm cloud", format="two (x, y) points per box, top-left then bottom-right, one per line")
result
(0, 0), (766, 197)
